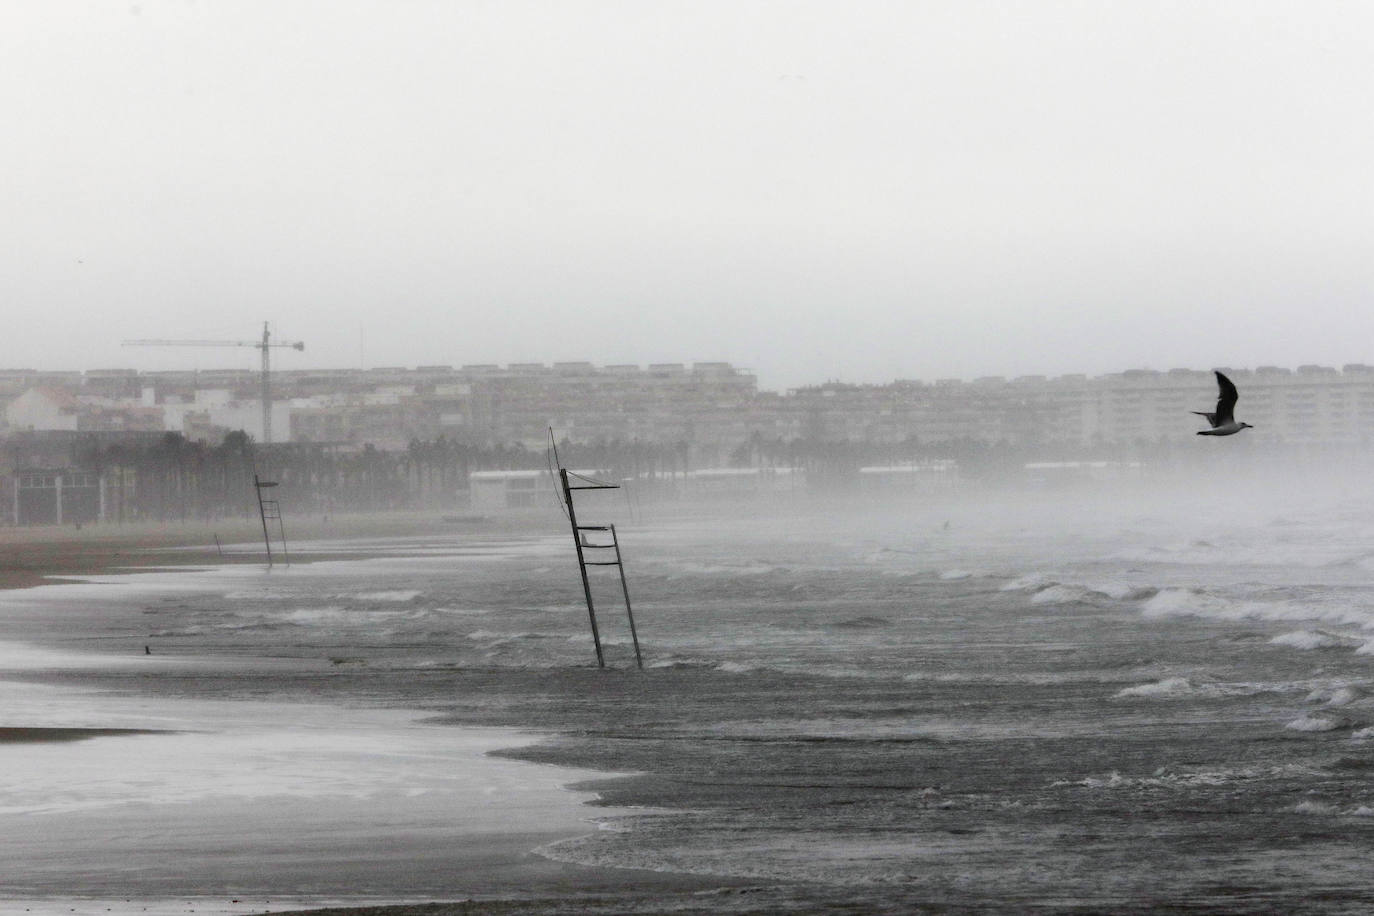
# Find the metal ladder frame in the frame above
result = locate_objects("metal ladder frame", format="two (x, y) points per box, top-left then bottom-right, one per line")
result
(254, 473), (290, 567)
(559, 467), (642, 669)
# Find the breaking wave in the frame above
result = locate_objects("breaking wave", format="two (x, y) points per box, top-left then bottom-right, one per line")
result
(1001, 574), (1156, 605)
(1307, 686), (1363, 707)
(1056, 762), (1323, 790)
(1115, 677), (1195, 698)
(1142, 587), (1374, 629)
(1285, 715), (1347, 732)
(1271, 630), (1353, 650)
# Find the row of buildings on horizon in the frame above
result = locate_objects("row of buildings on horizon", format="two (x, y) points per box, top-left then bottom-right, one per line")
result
(3, 360), (1373, 455)
(1, 359), (1370, 524)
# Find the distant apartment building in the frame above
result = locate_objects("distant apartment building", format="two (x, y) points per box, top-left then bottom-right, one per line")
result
(6, 387), (164, 434)
(4, 362), (1374, 460)
(783, 365), (1374, 449)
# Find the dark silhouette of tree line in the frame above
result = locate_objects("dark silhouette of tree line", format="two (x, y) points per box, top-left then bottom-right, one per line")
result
(32, 424), (1232, 525)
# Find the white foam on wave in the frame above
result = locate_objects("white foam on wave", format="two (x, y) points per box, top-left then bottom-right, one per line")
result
(716, 661), (758, 674)
(277, 606), (427, 627)
(1057, 762), (1321, 791)
(467, 629), (540, 642)
(1002, 573), (1154, 603)
(1328, 687), (1362, 707)
(354, 590), (423, 602)
(1307, 686), (1363, 707)
(1272, 630), (1351, 650)
(999, 572), (1054, 592)
(938, 569), (973, 581)
(1295, 800), (1340, 815)
(1115, 677), (1194, 698)
(280, 606), (347, 624)
(1113, 676), (1310, 700)
(1141, 588), (1230, 619)
(1286, 714), (1346, 732)
(1115, 678), (1192, 697)
(1143, 587), (1374, 630)
(1288, 800), (1374, 817)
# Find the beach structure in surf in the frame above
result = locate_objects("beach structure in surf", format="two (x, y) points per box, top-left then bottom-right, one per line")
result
(551, 435), (642, 669)
(253, 473), (289, 566)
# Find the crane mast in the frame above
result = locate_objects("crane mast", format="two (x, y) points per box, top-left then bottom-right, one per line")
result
(122, 322), (305, 444)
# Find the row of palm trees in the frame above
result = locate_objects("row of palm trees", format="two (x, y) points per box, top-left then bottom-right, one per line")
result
(69, 432), (694, 521)
(58, 427), (1213, 523)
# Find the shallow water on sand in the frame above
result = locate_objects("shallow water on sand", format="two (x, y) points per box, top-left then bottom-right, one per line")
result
(7, 481), (1374, 911)
(0, 594), (632, 913)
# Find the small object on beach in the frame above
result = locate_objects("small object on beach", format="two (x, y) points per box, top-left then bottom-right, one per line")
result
(1193, 370), (1253, 436)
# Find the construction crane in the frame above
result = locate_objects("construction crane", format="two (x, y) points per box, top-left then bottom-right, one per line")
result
(123, 322), (305, 444)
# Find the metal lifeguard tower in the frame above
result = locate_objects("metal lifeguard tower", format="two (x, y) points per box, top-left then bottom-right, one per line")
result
(552, 444), (642, 669)
(253, 473), (289, 566)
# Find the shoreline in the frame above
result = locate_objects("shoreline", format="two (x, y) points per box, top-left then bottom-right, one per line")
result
(0, 725), (167, 743)
(0, 512), (741, 916)
(0, 511), (511, 590)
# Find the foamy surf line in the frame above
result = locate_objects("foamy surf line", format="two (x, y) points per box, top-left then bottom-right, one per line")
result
(0, 562), (640, 909)
(0, 672), (631, 905)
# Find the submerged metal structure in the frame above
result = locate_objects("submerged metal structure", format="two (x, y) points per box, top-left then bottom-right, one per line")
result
(552, 440), (642, 669)
(253, 473), (289, 566)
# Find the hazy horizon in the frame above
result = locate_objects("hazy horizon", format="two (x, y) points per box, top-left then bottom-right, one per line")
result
(5, 354), (1373, 396)
(6, 2), (1372, 391)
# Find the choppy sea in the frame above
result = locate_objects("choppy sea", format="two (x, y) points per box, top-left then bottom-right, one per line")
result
(7, 476), (1374, 913)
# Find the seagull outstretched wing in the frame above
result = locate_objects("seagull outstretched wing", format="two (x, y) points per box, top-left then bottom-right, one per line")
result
(1212, 371), (1238, 426)
(1191, 409), (1217, 427)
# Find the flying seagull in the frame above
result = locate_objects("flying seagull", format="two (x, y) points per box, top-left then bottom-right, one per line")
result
(1193, 370), (1253, 436)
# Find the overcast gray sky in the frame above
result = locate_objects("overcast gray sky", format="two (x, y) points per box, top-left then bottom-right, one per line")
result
(3, 1), (1371, 390)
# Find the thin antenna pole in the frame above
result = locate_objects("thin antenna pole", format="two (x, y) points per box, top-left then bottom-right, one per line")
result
(547, 428), (569, 519)
(561, 467), (605, 668)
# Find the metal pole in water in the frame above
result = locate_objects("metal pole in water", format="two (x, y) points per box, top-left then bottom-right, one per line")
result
(561, 468), (605, 667)
(611, 523), (643, 669)
(254, 474), (274, 566)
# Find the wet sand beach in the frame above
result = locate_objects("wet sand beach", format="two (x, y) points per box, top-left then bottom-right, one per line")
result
(11, 487), (1374, 915)
(0, 511), (497, 589)
(0, 725), (165, 742)
(0, 513), (743, 916)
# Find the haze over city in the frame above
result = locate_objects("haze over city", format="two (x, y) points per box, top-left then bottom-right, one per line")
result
(5, 1), (1373, 390)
